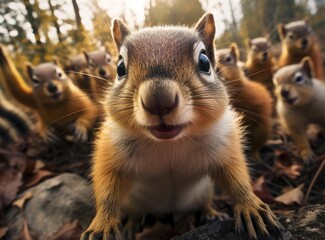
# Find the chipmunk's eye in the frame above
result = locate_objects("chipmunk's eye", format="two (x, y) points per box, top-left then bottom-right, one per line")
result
(32, 78), (41, 87)
(294, 75), (304, 84)
(117, 58), (126, 79)
(287, 33), (294, 40)
(198, 52), (211, 74)
(106, 53), (111, 63)
(225, 54), (234, 64)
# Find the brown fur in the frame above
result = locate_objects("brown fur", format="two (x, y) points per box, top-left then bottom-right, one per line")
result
(84, 48), (116, 102)
(273, 57), (325, 164)
(245, 37), (277, 90)
(81, 14), (281, 240)
(277, 20), (324, 79)
(215, 43), (273, 162)
(0, 45), (98, 142)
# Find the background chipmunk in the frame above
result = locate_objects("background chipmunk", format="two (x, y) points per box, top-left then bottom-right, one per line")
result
(245, 37), (277, 90)
(84, 48), (116, 102)
(81, 13), (282, 240)
(0, 45), (98, 142)
(215, 43), (273, 162)
(273, 57), (325, 164)
(277, 19), (324, 79)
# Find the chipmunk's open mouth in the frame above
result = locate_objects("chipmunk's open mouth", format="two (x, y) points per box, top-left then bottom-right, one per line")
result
(149, 123), (183, 139)
(285, 97), (297, 105)
(51, 92), (62, 101)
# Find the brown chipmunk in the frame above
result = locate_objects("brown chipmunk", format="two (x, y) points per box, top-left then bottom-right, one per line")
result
(84, 48), (116, 101)
(215, 43), (273, 162)
(273, 57), (325, 164)
(0, 45), (98, 142)
(66, 54), (94, 98)
(245, 37), (277, 90)
(81, 13), (282, 240)
(277, 19), (323, 79)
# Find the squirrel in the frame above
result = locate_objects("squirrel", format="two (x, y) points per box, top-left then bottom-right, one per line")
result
(0, 93), (33, 145)
(0, 45), (98, 142)
(244, 37), (277, 90)
(215, 43), (273, 162)
(273, 56), (325, 164)
(65, 54), (94, 98)
(81, 13), (282, 240)
(277, 19), (323, 79)
(83, 48), (116, 102)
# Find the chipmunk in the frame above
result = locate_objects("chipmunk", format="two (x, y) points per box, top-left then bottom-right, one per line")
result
(215, 43), (273, 162)
(81, 13), (282, 240)
(273, 57), (325, 164)
(66, 54), (94, 98)
(84, 48), (116, 102)
(245, 37), (277, 90)
(0, 93), (33, 145)
(0, 45), (98, 142)
(277, 19), (323, 79)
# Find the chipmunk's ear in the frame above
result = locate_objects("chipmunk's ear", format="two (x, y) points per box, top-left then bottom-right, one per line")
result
(195, 13), (216, 64)
(303, 16), (310, 25)
(83, 51), (94, 68)
(26, 62), (34, 81)
(245, 38), (252, 50)
(53, 56), (61, 66)
(230, 43), (239, 63)
(277, 23), (286, 39)
(0, 44), (7, 66)
(112, 19), (130, 50)
(301, 57), (314, 79)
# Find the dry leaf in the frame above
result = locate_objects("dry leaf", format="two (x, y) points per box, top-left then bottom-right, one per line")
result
(50, 220), (83, 240)
(22, 220), (33, 240)
(13, 191), (33, 209)
(253, 176), (275, 204)
(275, 162), (303, 179)
(0, 169), (22, 208)
(136, 222), (173, 240)
(0, 226), (8, 238)
(275, 184), (305, 205)
(24, 170), (55, 188)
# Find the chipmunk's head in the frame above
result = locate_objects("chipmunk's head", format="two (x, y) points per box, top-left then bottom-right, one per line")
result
(246, 37), (273, 64)
(105, 13), (228, 141)
(215, 43), (242, 81)
(66, 54), (90, 83)
(84, 48), (116, 82)
(26, 58), (71, 105)
(278, 20), (314, 54)
(273, 57), (315, 107)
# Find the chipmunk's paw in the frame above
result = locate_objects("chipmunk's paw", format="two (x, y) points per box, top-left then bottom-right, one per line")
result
(81, 219), (121, 240)
(234, 198), (283, 240)
(201, 205), (230, 223)
(41, 127), (59, 144)
(66, 123), (88, 142)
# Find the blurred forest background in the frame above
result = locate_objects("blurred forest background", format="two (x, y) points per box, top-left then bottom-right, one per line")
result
(0, 0), (324, 72)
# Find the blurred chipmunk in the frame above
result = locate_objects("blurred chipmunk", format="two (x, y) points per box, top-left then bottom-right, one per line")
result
(273, 57), (325, 164)
(245, 37), (277, 90)
(215, 43), (273, 162)
(277, 19), (323, 79)
(0, 45), (98, 143)
(0, 92), (33, 145)
(84, 47), (116, 102)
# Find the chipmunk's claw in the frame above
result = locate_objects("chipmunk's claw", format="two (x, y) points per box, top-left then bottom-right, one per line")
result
(81, 226), (121, 240)
(235, 200), (283, 240)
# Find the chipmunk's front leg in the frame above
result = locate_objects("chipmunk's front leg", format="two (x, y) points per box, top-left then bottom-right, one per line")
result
(81, 171), (129, 240)
(213, 151), (283, 239)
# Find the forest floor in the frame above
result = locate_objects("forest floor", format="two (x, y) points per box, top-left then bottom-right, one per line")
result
(0, 119), (324, 239)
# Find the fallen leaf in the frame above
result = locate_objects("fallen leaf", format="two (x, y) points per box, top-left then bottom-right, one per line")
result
(22, 220), (33, 240)
(0, 226), (8, 238)
(275, 184), (305, 205)
(0, 169), (23, 208)
(136, 222), (173, 240)
(49, 220), (83, 240)
(13, 191), (33, 209)
(275, 162), (303, 179)
(253, 176), (275, 204)
(24, 170), (55, 188)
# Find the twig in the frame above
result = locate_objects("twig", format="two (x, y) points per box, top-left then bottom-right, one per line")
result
(304, 158), (325, 203)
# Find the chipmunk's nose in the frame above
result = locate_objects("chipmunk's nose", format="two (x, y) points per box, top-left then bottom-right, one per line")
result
(47, 82), (58, 93)
(281, 89), (290, 98)
(98, 68), (107, 78)
(141, 91), (179, 116)
(262, 52), (268, 59)
(302, 38), (308, 48)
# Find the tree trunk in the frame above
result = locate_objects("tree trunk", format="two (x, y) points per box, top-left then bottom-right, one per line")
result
(48, 0), (63, 42)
